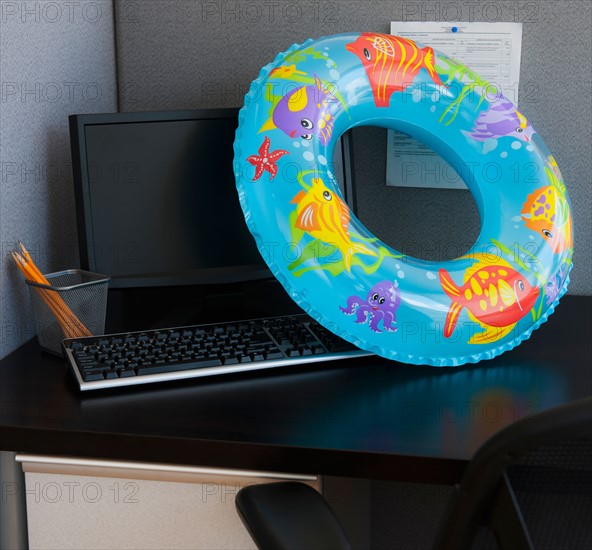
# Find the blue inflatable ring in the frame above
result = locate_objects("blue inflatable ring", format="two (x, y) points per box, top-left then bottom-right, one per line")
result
(234, 33), (573, 366)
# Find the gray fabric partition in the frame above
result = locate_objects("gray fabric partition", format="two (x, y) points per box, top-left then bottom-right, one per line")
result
(0, 1), (118, 359)
(114, 0), (591, 296)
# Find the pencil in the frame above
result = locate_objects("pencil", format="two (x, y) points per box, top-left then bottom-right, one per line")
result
(12, 245), (92, 338)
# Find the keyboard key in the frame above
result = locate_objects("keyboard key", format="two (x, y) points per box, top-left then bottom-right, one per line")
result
(119, 369), (136, 378)
(83, 371), (105, 382)
(326, 341), (357, 353)
(77, 360), (98, 369)
(137, 358), (222, 376)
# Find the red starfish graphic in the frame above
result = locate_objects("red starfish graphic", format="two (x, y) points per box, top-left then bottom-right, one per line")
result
(247, 136), (289, 181)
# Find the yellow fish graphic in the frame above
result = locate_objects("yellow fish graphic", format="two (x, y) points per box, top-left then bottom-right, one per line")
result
(291, 178), (375, 271)
(521, 185), (573, 254)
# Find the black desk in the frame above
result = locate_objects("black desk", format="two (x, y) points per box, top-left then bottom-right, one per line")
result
(1, 295), (590, 485)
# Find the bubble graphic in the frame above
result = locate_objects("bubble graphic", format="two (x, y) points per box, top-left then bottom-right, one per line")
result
(483, 138), (498, 154)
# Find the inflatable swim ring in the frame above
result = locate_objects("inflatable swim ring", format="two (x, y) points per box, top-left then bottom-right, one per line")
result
(234, 32), (573, 366)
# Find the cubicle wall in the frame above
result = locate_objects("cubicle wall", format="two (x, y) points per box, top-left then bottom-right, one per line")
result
(0, 1), (118, 359)
(113, 0), (591, 297)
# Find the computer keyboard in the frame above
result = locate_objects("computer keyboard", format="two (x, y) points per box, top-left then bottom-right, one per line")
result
(63, 314), (373, 391)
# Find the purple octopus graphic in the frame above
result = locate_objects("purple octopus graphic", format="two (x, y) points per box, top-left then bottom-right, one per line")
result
(340, 281), (401, 333)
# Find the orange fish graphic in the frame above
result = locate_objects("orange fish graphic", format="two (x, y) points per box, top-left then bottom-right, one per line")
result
(439, 257), (540, 344)
(346, 33), (444, 107)
(291, 177), (375, 271)
(521, 185), (573, 254)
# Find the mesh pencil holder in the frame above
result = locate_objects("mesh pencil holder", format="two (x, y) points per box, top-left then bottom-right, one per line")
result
(26, 269), (110, 355)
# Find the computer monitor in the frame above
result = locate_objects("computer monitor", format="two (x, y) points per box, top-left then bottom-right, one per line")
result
(69, 109), (356, 290)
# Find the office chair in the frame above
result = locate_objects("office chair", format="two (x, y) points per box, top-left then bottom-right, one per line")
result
(236, 396), (592, 550)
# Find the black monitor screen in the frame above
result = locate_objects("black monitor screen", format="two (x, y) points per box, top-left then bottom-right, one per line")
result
(70, 109), (355, 289)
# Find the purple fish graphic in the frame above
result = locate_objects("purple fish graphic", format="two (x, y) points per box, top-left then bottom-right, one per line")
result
(260, 74), (335, 144)
(464, 98), (534, 142)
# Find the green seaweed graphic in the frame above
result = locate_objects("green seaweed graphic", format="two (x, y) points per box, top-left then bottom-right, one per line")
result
(435, 56), (496, 126)
(283, 46), (328, 64)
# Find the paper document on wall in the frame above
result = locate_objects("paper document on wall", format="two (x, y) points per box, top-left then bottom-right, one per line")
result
(386, 21), (523, 189)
